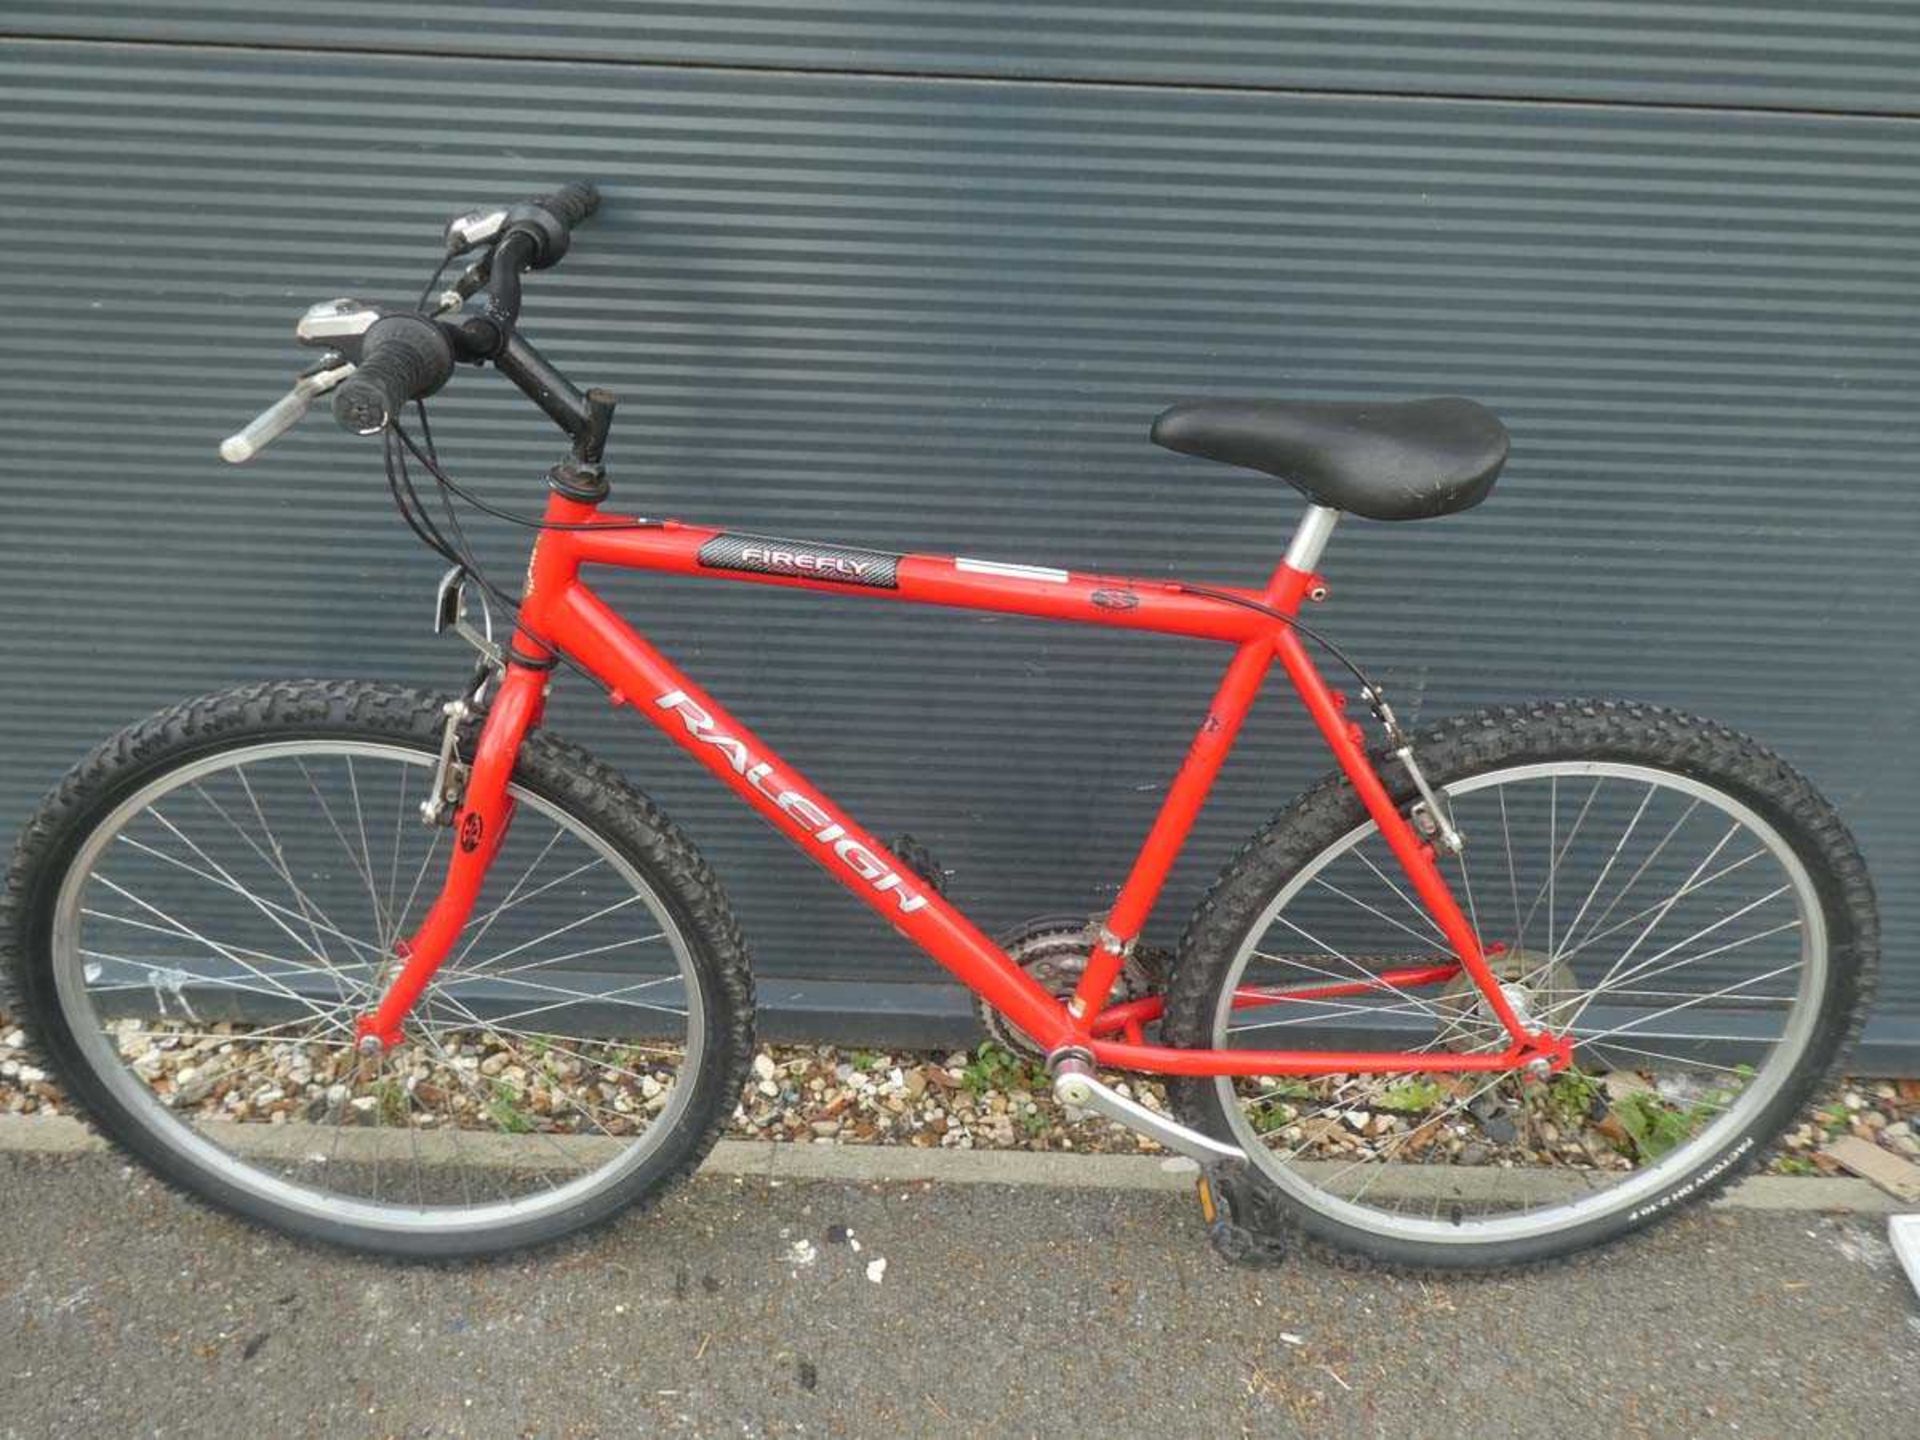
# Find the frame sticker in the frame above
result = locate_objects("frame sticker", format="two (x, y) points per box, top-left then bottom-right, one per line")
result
(698, 532), (901, 589)
(954, 556), (1070, 583)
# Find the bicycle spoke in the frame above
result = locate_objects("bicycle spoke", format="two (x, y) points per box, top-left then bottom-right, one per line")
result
(1537, 916), (1801, 1023)
(1571, 961), (1803, 1046)
(343, 756), (390, 949)
(1498, 786), (1523, 948)
(80, 906), (377, 992)
(143, 806), (337, 973)
(457, 891), (653, 975)
(191, 780), (348, 971)
(448, 825), (569, 968)
(1557, 782), (1655, 962)
(436, 930), (666, 985)
(1561, 884), (1791, 1031)
(1252, 923), (1448, 1019)
(86, 876), (353, 1032)
(1348, 849), (1449, 942)
(108, 834), (388, 964)
(1309, 874), (1453, 951)
(1227, 993), (1442, 1036)
(1556, 800), (1704, 959)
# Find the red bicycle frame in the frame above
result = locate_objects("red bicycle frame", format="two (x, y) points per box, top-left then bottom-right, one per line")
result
(361, 496), (1570, 1080)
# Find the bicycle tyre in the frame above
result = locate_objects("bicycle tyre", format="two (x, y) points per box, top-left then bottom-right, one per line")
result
(1, 679), (755, 1259)
(1163, 699), (1876, 1273)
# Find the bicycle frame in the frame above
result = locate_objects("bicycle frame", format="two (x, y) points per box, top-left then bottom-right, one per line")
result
(360, 495), (1568, 1080)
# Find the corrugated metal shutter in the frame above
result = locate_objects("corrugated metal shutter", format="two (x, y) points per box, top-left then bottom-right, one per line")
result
(12, 2), (1920, 113)
(0, 17), (1914, 1062)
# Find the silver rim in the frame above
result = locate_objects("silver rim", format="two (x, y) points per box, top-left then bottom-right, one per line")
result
(51, 739), (706, 1237)
(1210, 761), (1826, 1247)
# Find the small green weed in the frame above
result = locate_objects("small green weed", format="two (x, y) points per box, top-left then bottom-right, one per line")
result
(1246, 1100), (1296, 1135)
(962, 1043), (1044, 1097)
(1543, 1070), (1603, 1131)
(372, 1078), (408, 1126)
(1374, 1079), (1446, 1115)
(487, 1079), (534, 1134)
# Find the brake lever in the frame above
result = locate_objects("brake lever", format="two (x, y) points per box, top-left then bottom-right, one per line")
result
(223, 282), (480, 463)
(218, 357), (355, 464)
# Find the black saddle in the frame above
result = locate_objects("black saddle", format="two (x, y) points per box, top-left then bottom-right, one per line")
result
(1150, 397), (1509, 522)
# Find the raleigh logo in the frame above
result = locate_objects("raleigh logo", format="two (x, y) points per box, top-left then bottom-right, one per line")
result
(655, 691), (928, 916)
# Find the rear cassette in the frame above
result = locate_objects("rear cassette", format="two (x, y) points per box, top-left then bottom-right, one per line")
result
(977, 914), (1167, 1055)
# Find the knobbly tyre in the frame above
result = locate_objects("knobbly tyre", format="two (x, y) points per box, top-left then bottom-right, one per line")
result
(1, 183), (1876, 1269)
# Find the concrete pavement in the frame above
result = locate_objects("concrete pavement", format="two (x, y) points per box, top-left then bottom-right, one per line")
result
(0, 1146), (1913, 1437)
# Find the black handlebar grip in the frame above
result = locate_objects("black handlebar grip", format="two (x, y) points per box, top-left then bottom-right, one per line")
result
(503, 181), (602, 270)
(533, 181), (600, 230)
(331, 315), (455, 434)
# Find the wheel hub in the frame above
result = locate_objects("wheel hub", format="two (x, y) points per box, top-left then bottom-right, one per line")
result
(1435, 948), (1578, 1051)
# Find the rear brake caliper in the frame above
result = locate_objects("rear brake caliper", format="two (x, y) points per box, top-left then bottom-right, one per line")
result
(1361, 685), (1464, 854)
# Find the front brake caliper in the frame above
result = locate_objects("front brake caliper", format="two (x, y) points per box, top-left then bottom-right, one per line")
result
(420, 697), (472, 828)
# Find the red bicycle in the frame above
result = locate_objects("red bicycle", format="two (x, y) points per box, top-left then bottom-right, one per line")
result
(3, 185), (1876, 1269)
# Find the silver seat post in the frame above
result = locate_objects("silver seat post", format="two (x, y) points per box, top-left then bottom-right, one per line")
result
(1283, 504), (1340, 573)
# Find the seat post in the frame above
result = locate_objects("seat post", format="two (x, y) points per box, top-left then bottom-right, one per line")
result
(1282, 503), (1340, 574)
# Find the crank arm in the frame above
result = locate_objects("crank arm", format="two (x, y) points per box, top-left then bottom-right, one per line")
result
(1050, 1056), (1243, 1164)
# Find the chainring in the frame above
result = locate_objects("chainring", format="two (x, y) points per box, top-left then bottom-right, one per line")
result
(976, 914), (1167, 1056)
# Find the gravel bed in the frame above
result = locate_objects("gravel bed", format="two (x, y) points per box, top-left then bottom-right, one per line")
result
(1, 1013), (1914, 1177)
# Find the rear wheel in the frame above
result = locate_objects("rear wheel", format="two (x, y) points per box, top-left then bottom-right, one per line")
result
(1, 681), (754, 1258)
(1163, 701), (1875, 1272)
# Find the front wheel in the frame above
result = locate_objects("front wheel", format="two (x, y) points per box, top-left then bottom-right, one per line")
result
(1163, 700), (1876, 1272)
(1, 681), (755, 1258)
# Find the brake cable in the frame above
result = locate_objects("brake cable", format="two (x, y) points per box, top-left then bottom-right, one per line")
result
(386, 253), (1415, 773)
(1165, 583), (1462, 845)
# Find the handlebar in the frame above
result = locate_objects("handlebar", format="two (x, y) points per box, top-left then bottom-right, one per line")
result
(334, 182), (600, 434)
(514, 182), (600, 266)
(219, 181), (605, 460)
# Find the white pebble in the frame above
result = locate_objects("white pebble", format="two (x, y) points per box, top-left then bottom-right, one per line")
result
(865, 1257), (887, 1284)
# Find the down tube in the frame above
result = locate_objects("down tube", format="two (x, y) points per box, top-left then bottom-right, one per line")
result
(550, 583), (1075, 1051)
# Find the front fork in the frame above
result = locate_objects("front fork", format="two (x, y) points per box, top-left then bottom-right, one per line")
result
(355, 661), (548, 1052)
